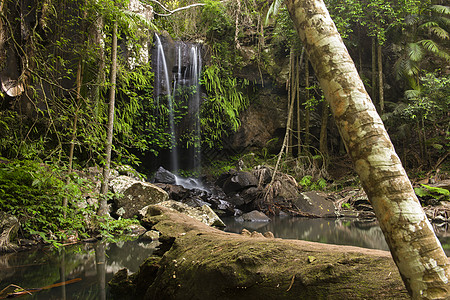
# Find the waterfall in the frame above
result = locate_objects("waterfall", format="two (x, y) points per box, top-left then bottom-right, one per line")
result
(154, 34), (178, 171)
(153, 34), (202, 173)
(190, 45), (202, 172)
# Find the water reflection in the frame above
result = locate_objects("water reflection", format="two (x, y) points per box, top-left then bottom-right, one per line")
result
(1, 219), (449, 299)
(0, 239), (158, 299)
(222, 216), (450, 256)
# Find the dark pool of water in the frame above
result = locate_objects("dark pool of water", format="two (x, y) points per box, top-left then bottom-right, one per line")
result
(0, 239), (159, 299)
(1, 218), (449, 299)
(221, 216), (450, 256)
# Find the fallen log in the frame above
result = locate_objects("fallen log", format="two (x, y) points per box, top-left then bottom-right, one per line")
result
(112, 204), (410, 299)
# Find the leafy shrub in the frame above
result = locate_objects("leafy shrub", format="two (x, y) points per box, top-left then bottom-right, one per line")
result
(0, 160), (88, 240)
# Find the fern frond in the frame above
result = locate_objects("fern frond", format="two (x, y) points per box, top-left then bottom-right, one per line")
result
(431, 5), (450, 16)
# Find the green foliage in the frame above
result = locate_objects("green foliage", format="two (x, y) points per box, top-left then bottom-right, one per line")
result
(415, 184), (450, 201)
(0, 160), (89, 241)
(0, 0), (160, 169)
(96, 216), (140, 242)
(200, 65), (249, 147)
(341, 202), (352, 209)
(200, 0), (235, 44)
(299, 175), (327, 191)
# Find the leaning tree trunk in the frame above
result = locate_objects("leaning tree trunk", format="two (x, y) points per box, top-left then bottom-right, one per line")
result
(286, 0), (449, 298)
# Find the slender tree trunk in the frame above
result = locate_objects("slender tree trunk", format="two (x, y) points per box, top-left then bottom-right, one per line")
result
(287, 47), (294, 157)
(377, 39), (384, 113)
(98, 21), (118, 217)
(286, 0), (450, 298)
(371, 37), (377, 103)
(304, 59), (310, 150)
(296, 55), (301, 156)
(234, 0), (241, 49)
(68, 59), (83, 174)
(64, 59), (83, 218)
(319, 101), (329, 164)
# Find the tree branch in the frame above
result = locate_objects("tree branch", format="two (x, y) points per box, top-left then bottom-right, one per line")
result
(147, 0), (207, 17)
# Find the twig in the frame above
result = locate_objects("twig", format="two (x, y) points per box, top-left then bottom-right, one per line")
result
(286, 274), (295, 291)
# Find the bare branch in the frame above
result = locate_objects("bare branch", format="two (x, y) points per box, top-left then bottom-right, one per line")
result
(148, 0), (206, 17)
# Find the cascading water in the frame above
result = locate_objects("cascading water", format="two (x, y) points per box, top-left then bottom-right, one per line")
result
(154, 34), (178, 171)
(190, 45), (202, 172)
(153, 34), (202, 173)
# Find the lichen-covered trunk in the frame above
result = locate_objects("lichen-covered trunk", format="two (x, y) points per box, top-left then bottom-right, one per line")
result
(286, 0), (449, 298)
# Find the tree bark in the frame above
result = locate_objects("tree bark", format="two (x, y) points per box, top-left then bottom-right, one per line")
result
(371, 37), (377, 103)
(377, 40), (384, 113)
(99, 21), (118, 216)
(296, 54), (301, 156)
(286, 0), (450, 298)
(304, 59), (310, 150)
(319, 101), (329, 164)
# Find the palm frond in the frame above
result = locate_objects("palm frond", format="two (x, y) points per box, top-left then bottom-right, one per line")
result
(419, 21), (440, 29)
(265, 0), (284, 25)
(404, 89), (420, 100)
(404, 14), (419, 26)
(420, 22), (450, 40)
(418, 39), (439, 54)
(430, 26), (449, 40)
(437, 16), (450, 28)
(121, 9), (158, 31)
(407, 42), (424, 62)
(431, 5), (450, 16)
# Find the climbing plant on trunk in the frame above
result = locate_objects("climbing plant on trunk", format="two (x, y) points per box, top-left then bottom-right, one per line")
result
(286, 0), (449, 298)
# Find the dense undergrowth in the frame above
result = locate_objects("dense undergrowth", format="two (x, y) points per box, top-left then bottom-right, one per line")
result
(0, 159), (138, 247)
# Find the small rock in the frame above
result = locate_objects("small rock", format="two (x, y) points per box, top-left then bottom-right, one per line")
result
(251, 231), (264, 238)
(125, 224), (147, 236)
(116, 207), (126, 217)
(141, 230), (160, 241)
(241, 229), (251, 236)
(263, 231), (274, 239)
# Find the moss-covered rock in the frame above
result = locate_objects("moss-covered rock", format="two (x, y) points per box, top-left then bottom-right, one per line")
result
(116, 205), (409, 299)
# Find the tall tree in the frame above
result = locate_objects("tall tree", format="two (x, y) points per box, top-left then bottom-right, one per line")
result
(286, 0), (449, 298)
(98, 21), (118, 216)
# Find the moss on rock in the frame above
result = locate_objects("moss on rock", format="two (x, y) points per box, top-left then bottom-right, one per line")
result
(120, 205), (409, 299)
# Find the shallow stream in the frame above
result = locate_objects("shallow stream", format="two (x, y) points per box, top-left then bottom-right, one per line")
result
(1, 218), (449, 299)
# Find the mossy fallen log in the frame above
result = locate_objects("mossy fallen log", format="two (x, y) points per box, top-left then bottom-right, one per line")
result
(114, 205), (410, 299)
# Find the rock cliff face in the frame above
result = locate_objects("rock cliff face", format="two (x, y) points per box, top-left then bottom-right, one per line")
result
(222, 44), (291, 155)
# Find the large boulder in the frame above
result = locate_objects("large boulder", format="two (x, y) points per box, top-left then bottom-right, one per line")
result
(221, 171), (258, 195)
(236, 210), (271, 222)
(292, 191), (337, 217)
(110, 176), (169, 219)
(153, 183), (190, 201)
(154, 166), (176, 184)
(143, 200), (225, 227)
